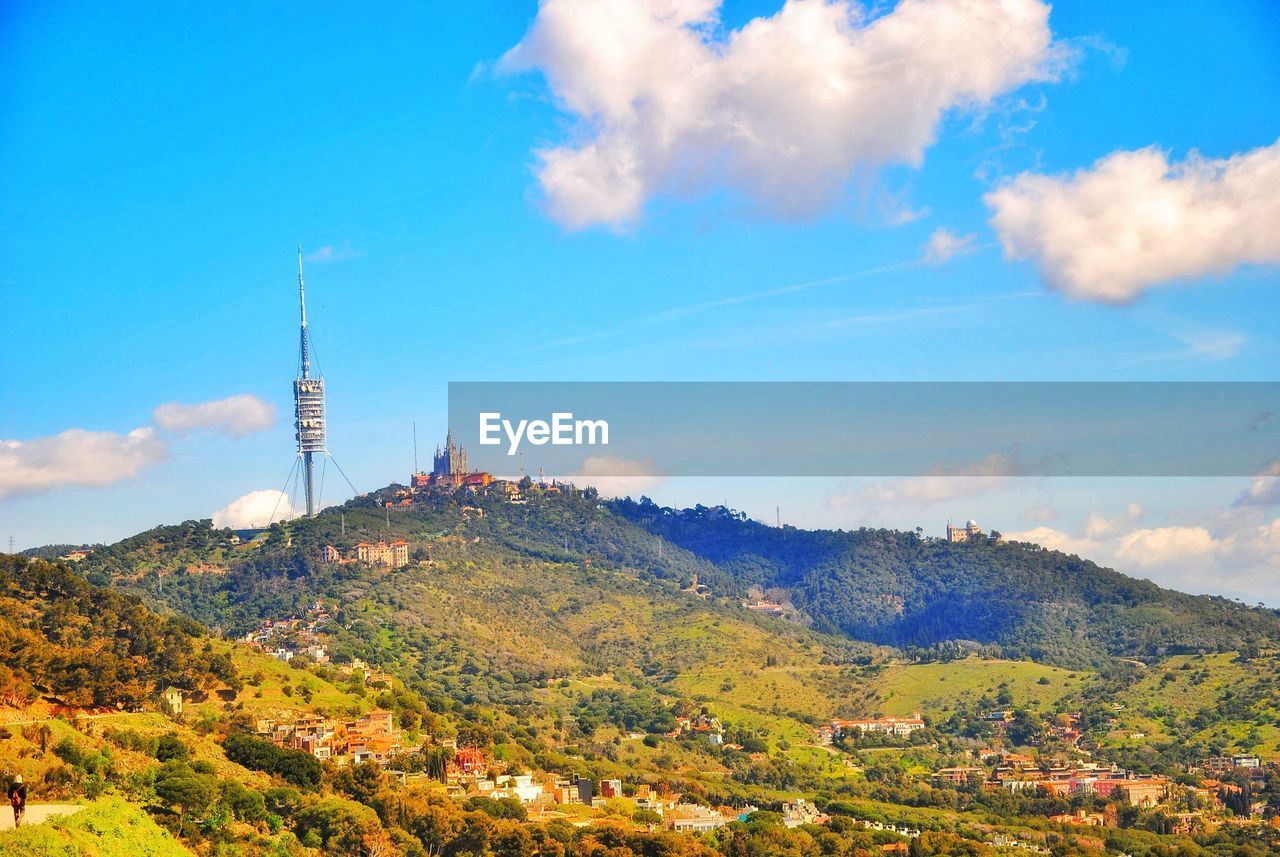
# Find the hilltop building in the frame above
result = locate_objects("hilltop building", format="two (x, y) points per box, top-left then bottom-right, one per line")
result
(410, 429), (493, 490)
(946, 519), (983, 543)
(355, 540), (410, 568)
(435, 429), (467, 476)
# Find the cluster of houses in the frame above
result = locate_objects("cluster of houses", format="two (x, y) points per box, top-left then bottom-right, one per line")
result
(935, 752), (1171, 807)
(931, 748), (1275, 821)
(1201, 754), (1261, 773)
(257, 709), (403, 764)
(981, 709), (1084, 746)
(666, 712), (725, 745)
(239, 601), (334, 663)
(816, 713), (927, 743)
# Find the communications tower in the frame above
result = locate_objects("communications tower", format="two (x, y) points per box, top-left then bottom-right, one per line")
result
(293, 248), (326, 516)
(267, 247), (356, 526)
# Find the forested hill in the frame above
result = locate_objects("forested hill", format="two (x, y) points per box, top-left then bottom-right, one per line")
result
(0, 554), (236, 708)
(609, 497), (1280, 665)
(64, 485), (1280, 671)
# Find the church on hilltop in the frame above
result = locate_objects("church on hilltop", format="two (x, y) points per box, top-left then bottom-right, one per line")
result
(434, 428), (468, 477)
(410, 429), (492, 490)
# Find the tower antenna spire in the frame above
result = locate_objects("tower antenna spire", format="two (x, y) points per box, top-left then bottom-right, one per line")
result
(297, 244), (311, 380)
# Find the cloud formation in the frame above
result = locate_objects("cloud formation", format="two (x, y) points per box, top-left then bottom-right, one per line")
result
(575, 454), (666, 498)
(1, 393), (274, 500)
(923, 227), (976, 264)
(153, 394), (275, 437)
(504, 0), (1062, 228)
(830, 452), (1029, 510)
(1236, 460), (1280, 507)
(1007, 503), (1280, 604)
(212, 489), (296, 529)
(0, 428), (168, 499)
(986, 138), (1280, 302)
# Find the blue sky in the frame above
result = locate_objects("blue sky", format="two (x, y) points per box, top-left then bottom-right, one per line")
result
(1, 1), (1278, 600)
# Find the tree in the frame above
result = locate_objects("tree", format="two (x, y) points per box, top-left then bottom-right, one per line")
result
(154, 762), (219, 835)
(155, 733), (191, 762)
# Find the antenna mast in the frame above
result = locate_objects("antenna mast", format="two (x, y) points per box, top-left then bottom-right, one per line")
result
(293, 246), (327, 517)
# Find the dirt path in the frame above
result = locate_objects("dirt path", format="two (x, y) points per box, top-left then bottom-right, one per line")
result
(0, 803), (83, 831)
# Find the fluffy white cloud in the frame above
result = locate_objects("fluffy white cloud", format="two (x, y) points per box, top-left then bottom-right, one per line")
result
(1007, 503), (1280, 604)
(1003, 524), (1099, 558)
(830, 453), (1028, 511)
(1114, 525), (1217, 567)
(153, 394), (275, 437)
(504, 0), (1062, 228)
(575, 454), (665, 498)
(1236, 460), (1280, 507)
(985, 138), (1280, 302)
(0, 427), (168, 499)
(213, 489), (297, 529)
(923, 227), (976, 264)
(1083, 502), (1143, 539)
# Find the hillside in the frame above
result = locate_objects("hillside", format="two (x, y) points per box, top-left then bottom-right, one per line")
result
(80, 488), (1280, 672)
(9, 489), (1280, 855)
(609, 497), (1280, 666)
(0, 554), (236, 709)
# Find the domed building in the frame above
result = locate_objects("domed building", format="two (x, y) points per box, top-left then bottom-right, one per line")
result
(945, 519), (983, 543)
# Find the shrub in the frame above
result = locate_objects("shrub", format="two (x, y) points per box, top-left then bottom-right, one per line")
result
(155, 733), (191, 762)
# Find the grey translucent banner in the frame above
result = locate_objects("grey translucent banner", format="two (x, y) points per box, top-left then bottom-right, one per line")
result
(447, 382), (1279, 477)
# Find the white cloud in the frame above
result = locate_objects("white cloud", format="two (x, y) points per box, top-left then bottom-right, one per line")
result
(1114, 525), (1216, 568)
(1236, 460), (1280, 507)
(0, 427), (168, 499)
(1007, 502), (1280, 604)
(504, 0), (1062, 228)
(575, 454), (666, 498)
(923, 227), (976, 264)
(830, 452), (1029, 510)
(1083, 501), (1143, 539)
(1003, 525), (1099, 558)
(213, 489), (297, 529)
(985, 138), (1280, 302)
(153, 394), (275, 437)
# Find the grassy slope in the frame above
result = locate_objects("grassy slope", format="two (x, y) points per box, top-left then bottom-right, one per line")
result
(0, 639), (369, 787)
(0, 798), (192, 857)
(1104, 652), (1280, 757)
(870, 658), (1085, 716)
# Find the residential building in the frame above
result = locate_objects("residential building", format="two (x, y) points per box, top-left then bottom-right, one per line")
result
(830, 714), (926, 737)
(934, 766), (984, 785)
(160, 686), (183, 716)
(668, 804), (731, 833)
(355, 540), (410, 568)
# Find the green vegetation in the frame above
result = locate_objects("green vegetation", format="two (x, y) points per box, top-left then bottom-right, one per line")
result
(4, 486), (1279, 855)
(0, 554), (236, 708)
(0, 798), (191, 857)
(611, 497), (1280, 667)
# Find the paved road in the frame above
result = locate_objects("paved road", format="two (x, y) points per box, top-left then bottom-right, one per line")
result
(0, 803), (83, 831)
